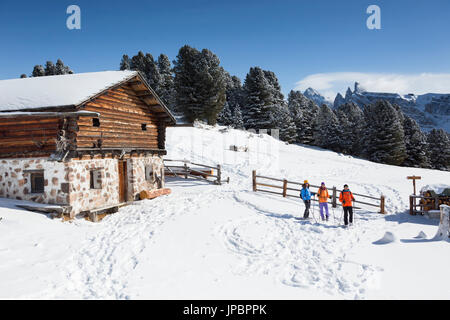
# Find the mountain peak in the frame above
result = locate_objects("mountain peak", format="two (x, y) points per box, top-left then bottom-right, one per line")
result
(304, 87), (319, 95)
(303, 87), (332, 107)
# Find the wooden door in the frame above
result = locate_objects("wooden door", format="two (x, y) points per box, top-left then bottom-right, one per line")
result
(118, 160), (127, 203)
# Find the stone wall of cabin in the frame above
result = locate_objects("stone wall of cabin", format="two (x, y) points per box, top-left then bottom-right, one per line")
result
(0, 154), (165, 218)
(66, 158), (120, 216)
(127, 155), (164, 201)
(0, 158), (69, 205)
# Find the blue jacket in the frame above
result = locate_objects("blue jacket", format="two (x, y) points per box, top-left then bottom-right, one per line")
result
(301, 187), (313, 201)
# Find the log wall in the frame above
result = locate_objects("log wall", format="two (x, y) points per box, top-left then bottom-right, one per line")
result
(0, 116), (61, 157)
(77, 84), (165, 150)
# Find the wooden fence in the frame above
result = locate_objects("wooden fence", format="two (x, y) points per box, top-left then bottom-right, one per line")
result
(409, 194), (450, 215)
(252, 170), (386, 214)
(164, 159), (229, 185)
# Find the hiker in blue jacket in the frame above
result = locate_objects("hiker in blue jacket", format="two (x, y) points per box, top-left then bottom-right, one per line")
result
(300, 180), (315, 219)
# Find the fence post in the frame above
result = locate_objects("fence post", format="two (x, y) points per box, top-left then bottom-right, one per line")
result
(252, 170), (257, 192)
(217, 165), (222, 185)
(409, 196), (414, 215)
(380, 195), (385, 214)
(332, 186), (337, 208)
(184, 162), (188, 179)
(282, 179), (288, 198)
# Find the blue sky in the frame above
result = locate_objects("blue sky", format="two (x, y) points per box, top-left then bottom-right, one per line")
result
(1, 0), (450, 98)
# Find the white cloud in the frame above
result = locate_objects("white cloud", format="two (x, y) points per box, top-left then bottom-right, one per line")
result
(294, 72), (450, 100)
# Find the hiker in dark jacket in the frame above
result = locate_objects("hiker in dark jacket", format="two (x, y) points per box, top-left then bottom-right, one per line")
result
(300, 180), (315, 219)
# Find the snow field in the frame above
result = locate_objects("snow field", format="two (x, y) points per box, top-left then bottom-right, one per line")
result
(0, 124), (449, 299)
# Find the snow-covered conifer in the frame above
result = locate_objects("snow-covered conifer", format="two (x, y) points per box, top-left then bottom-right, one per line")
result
(120, 54), (131, 70)
(427, 128), (450, 171)
(32, 65), (45, 77)
(363, 100), (407, 165)
(313, 104), (342, 152)
(403, 116), (430, 168)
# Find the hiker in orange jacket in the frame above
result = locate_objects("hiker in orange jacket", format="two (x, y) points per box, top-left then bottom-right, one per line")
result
(317, 182), (330, 221)
(339, 184), (355, 226)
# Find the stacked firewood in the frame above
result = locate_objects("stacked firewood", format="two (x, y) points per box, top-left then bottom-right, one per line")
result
(420, 190), (450, 211)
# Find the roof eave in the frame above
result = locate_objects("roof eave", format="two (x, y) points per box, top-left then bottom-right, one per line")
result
(134, 72), (177, 126)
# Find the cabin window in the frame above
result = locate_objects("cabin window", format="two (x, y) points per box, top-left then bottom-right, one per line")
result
(141, 124), (147, 131)
(145, 165), (153, 181)
(93, 118), (100, 127)
(30, 171), (45, 194)
(90, 169), (103, 189)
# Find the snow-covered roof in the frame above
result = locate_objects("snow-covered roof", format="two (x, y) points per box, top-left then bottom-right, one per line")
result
(0, 111), (100, 118)
(0, 71), (138, 111)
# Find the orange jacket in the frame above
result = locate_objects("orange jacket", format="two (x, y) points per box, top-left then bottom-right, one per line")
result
(317, 187), (329, 203)
(339, 189), (355, 207)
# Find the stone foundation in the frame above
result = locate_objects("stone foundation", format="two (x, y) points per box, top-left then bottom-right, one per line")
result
(0, 159), (68, 205)
(0, 154), (165, 218)
(128, 156), (165, 200)
(65, 158), (120, 216)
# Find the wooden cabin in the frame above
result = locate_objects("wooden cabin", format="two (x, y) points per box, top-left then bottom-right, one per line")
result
(0, 71), (176, 218)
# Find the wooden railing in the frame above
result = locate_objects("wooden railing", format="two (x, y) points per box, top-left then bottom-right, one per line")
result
(164, 159), (230, 185)
(252, 170), (386, 214)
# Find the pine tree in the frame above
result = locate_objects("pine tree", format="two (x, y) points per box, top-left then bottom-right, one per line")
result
(120, 54), (131, 70)
(32, 65), (45, 77)
(197, 49), (227, 125)
(287, 90), (319, 145)
(31, 60), (72, 77)
(173, 45), (199, 121)
(228, 76), (244, 111)
(218, 74), (244, 125)
(173, 45), (226, 125)
(129, 51), (161, 92)
(157, 54), (175, 111)
(278, 104), (298, 143)
(313, 104), (342, 152)
(144, 53), (161, 92)
(130, 51), (147, 76)
(335, 109), (352, 153)
(242, 67), (278, 130)
(363, 100), (407, 165)
(44, 61), (57, 76)
(427, 129), (450, 171)
(232, 104), (244, 129)
(217, 102), (233, 126)
(20, 74), (27, 78)
(403, 116), (430, 168)
(335, 102), (365, 155)
(55, 59), (72, 75)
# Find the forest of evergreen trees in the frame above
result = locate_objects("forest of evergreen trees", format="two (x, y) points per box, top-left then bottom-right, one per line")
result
(26, 47), (450, 171)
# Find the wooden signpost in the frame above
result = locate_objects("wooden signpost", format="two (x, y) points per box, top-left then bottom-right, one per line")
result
(407, 176), (421, 215)
(407, 176), (421, 195)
